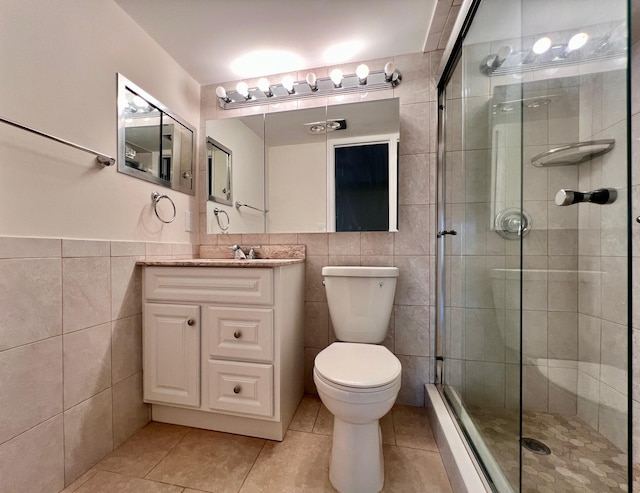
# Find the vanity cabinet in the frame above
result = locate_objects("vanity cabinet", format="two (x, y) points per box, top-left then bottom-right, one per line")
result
(141, 262), (304, 440)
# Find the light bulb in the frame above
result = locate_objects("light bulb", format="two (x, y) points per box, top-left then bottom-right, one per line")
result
(236, 81), (250, 99)
(215, 86), (227, 99)
(568, 32), (589, 51)
(305, 72), (318, 91)
(356, 64), (369, 84)
(281, 75), (295, 93)
(384, 61), (395, 80)
(330, 68), (343, 87)
(257, 77), (271, 93)
(532, 36), (552, 55)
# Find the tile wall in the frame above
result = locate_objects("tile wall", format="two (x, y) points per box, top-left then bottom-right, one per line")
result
(199, 51), (440, 406)
(0, 237), (196, 491)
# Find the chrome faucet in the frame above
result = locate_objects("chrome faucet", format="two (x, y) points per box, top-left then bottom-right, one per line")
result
(247, 246), (261, 260)
(230, 244), (246, 260)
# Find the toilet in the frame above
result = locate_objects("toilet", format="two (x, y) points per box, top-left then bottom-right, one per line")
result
(313, 266), (401, 493)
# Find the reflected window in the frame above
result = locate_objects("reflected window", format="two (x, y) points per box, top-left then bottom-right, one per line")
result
(335, 143), (390, 231)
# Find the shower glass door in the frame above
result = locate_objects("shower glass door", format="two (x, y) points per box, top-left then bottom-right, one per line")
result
(439, 5), (524, 490)
(437, 0), (630, 491)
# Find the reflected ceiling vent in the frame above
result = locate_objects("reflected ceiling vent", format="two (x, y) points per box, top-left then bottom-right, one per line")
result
(304, 119), (347, 134)
(493, 95), (557, 114)
(524, 98), (552, 108)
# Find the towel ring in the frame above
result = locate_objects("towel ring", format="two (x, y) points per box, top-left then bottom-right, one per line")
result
(151, 191), (176, 224)
(213, 208), (230, 232)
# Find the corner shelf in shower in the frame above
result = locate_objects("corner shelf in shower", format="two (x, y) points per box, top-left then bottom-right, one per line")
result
(530, 139), (615, 167)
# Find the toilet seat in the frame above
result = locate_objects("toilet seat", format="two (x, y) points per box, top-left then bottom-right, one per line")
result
(314, 342), (401, 390)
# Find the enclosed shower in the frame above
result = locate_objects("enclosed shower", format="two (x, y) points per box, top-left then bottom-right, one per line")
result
(436, 0), (630, 491)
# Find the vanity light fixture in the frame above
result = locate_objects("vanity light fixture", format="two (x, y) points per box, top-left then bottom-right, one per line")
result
(215, 62), (402, 110)
(480, 25), (619, 77)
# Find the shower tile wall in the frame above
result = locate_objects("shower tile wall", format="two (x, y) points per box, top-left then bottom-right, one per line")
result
(199, 51), (440, 407)
(0, 237), (197, 491)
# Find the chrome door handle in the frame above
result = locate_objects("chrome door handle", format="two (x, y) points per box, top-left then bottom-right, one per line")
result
(437, 229), (458, 238)
(555, 188), (617, 206)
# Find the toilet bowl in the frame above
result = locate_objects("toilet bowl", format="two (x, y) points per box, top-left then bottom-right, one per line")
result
(313, 266), (401, 493)
(314, 343), (401, 493)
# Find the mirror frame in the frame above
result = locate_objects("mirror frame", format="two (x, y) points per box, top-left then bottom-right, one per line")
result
(117, 73), (196, 195)
(206, 136), (233, 206)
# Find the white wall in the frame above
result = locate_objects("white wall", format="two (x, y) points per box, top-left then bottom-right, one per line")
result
(0, 0), (200, 242)
(267, 142), (326, 232)
(205, 118), (265, 234)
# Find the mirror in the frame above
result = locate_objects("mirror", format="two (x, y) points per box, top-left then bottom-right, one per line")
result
(117, 74), (196, 195)
(207, 137), (232, 205)
(205, 98), (399, 234)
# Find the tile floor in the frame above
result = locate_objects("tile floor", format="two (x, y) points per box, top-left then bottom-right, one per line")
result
(61, 395), (453, 493)
(471, 406), (629, 492)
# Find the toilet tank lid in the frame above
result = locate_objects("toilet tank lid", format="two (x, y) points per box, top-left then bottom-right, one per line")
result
(322, 266), (399, 278)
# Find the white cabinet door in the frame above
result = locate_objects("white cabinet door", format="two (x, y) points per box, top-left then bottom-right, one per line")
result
(144, 303), (200, 407)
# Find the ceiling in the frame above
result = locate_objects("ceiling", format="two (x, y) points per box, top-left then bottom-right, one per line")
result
(114, 0), (438, 86)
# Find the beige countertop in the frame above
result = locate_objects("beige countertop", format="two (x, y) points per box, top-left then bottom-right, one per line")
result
(137, 258), (305, 267)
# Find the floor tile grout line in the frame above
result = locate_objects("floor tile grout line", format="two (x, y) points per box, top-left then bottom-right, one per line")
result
(62, 467), (98, 492)
(236, 439), (269, 492)
(142, 427), (193, 481)
(390, 408), (398, 446)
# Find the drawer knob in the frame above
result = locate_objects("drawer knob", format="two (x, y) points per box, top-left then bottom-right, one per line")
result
(187, 319), (195, 326)
(233, 385), (241, 394)
(233, 331), (241, 339)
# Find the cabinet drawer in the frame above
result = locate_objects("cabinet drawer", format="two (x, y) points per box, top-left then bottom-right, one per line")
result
(207, 360), (273, 417)
(144, 267), (273, 305)
(205, 306), (273, 362)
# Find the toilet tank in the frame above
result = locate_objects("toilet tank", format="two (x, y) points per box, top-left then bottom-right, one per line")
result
(322, 266), (399, 343)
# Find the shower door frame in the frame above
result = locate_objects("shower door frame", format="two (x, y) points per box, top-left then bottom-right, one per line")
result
(435, 2), (523, 491)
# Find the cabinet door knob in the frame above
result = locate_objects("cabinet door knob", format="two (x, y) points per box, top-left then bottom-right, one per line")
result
(233, 385), (241, 394)
(187, 319), (195, 326)
(233, 330), (241, 339)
